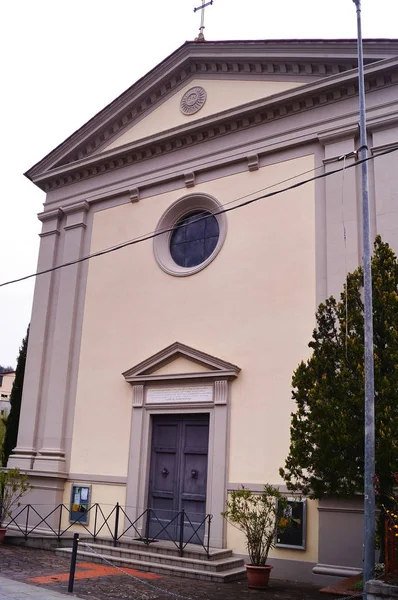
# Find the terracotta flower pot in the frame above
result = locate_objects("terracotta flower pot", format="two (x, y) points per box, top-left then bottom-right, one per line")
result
(0, 527), (7, 544)
(246, 564), (273, 589)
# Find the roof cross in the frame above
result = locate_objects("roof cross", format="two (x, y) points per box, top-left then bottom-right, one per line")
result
(193, 0), (213, 42)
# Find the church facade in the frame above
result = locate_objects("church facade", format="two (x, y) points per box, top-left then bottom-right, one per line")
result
(9, 39), (398, 582)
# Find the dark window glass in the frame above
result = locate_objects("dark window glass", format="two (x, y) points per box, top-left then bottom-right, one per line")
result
(170, 211), (219, 268)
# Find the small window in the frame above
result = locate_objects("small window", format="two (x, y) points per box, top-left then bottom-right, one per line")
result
(153, 193), (227, 277)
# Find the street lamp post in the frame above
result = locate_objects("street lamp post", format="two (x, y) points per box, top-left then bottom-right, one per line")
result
(352, 0), (375, 590)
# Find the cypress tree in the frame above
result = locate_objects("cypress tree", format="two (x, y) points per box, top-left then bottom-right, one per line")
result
(3, 326), (29, 467)
(0, 417), (6, 467)
(280, 236), (398, 550)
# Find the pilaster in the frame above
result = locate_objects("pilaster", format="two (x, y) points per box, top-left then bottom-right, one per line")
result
(125, 388), (146, 529)
(8, 209), (63, 470)
(210, 380), (229, 547)
(33, 201), (89, 473)
(319, 134), (360, 299)
(371, 126), (398, 249)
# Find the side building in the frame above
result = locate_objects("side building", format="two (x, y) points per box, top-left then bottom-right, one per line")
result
(0, 371), (15, 417)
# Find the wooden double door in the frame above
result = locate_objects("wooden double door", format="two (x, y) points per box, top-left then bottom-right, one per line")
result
(147, 413), (209, 544)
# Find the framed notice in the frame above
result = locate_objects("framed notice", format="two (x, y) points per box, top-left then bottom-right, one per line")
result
(275, 498), (307, 550)
(69, 484), (91, 525)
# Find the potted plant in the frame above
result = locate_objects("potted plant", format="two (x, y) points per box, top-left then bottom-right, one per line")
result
(0, 468), (32, 543)
(222, 484), (289, 589)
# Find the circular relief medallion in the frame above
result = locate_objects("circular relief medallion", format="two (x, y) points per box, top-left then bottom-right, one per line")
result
(180, 86), (207, 115)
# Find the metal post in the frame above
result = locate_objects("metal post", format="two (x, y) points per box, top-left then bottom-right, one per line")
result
(206, 515), (212, 559)
(179, 510), (185, 557)
(68, 533), (79, 593)
(58, 504), (63, 539)
(352, 0), (375, 589)
(94, 504), (98, 541)
(113, 502), (120, 547)
(144, 508), (151, 543)
(25, 505), (30, 540)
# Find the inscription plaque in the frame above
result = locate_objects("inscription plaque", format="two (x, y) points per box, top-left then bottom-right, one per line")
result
(147, 385), (213, 404)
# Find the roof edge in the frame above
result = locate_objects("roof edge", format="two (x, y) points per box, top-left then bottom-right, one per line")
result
(25, 38), (398, 181)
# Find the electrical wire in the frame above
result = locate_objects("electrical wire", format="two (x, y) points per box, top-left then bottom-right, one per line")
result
(0, 163), (327, 288)
(48, 162), (327, 260)
(1, 145), (397, 289)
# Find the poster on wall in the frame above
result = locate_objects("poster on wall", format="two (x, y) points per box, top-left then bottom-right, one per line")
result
(69, 485), (91, 525)
(275, 498), (307, 550)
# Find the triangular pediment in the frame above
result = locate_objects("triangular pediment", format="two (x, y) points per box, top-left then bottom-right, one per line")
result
(122, 342), (240, 383)
(25, 39), (398, 191)
(99, 77), (304, 152)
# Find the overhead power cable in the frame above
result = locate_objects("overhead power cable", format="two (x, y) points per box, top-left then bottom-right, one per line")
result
(1, 145), (397, 289)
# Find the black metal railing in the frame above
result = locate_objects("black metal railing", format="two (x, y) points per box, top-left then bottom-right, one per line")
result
(4, 503), (213, 558)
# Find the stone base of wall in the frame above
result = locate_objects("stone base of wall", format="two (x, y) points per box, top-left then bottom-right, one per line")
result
(366, 580), (398, 600)
(268, 557), (317, 583)
(312, 563), (362, 587)
(318, 497), (364, 572)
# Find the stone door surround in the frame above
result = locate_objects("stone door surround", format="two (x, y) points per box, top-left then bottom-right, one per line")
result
(122, 342), (240, 548)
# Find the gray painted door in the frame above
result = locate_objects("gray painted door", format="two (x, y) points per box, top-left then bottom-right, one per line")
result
(147, 413), (209, 544)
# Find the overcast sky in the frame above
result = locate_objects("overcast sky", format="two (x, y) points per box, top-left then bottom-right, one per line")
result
(1, 0), (397, 367)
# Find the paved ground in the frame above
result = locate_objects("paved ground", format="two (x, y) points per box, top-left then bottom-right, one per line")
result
(0, 544), (334, 600)
(0, 576), (72, 600)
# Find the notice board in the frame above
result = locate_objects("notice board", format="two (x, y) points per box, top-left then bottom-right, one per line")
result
(69, 484), (91, 525)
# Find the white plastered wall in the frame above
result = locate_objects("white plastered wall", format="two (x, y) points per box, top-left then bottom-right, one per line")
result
(70, 155), (316, 534)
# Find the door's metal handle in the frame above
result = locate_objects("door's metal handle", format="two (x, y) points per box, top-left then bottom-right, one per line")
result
(161, 467), (169, 477)
(191, 469), (199, 479)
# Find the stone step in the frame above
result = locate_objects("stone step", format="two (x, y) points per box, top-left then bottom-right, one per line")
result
(79, 537), (233, 562)
(56, 547), (247, 583)
(66, 542), (243, 573)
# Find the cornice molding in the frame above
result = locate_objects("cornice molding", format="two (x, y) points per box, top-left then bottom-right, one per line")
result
(317, 124), (359, 146)
(368, 113), (398, 134)
(69, 473), (127, 485)
(64, 222), (87, 231)
(38, 207), (63, 237)
(62, 200), (89, 215)
(31, 59), (398, 194)
(25, 41), (398, 181)
(37, 207), (63, 223)
(71, 58), (350, 161)
(371, 141), (398, 155)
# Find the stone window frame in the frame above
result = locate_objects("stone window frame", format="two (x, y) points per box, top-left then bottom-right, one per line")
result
(153, 193), (227, 277)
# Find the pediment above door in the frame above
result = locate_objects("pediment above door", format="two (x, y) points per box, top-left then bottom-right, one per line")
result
(122, 341), (240, 383)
